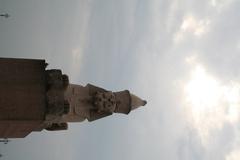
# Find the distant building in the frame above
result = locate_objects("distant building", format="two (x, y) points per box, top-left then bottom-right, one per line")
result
(0, 58), (146, 138)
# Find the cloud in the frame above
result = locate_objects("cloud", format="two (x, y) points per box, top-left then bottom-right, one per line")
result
(226, 149), (240, 160)
(183, 64), (239, 143)
(174, 15), (210, 43)
(210, 0), (236, 11)
(128, 0), (240, 159)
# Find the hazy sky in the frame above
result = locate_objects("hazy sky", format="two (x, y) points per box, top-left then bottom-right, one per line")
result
(1, 0), (240, 160)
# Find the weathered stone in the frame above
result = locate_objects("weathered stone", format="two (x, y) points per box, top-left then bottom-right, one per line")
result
(45, 123), (68, 131)
(0, 58), (147, 137)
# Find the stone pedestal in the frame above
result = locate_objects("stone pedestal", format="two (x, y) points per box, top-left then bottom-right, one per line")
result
(0, 58), (47, 138)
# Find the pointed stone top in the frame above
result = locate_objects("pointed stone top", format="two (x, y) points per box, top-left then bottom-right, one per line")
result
(130, 93), (147, 110)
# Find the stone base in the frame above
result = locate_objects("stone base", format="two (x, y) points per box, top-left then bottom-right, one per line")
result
(0, 58), (47, 138)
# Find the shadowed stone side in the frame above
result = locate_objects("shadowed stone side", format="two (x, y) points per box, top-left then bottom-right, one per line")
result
(0, 58), (47, 138)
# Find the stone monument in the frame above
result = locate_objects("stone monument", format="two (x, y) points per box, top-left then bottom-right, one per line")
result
(0, 58), (147, 138)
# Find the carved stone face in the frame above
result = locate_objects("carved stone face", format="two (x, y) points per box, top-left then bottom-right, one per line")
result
(93, 91), (116, 113)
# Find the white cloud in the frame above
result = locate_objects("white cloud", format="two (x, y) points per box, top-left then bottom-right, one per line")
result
(210, 0), (235, 11)
(226, 149), (240, 160)
(183, 63), (240, 149)
(174, 15), (210, 43)
(68, 47), (83, 81)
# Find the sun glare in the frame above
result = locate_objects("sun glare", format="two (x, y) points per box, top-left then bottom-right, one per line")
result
(184, 65), (221, 111)
(183, 64), (240, 145)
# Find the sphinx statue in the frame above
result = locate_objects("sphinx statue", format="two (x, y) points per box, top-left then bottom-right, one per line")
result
(44, 70), (147, 131)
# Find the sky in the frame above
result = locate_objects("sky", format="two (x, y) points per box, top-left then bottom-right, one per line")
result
(0, 0), (240, 160)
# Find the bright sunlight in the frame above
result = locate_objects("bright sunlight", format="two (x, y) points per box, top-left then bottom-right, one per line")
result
(183, 64), (240, 145)
(184, 65), (221, 112)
